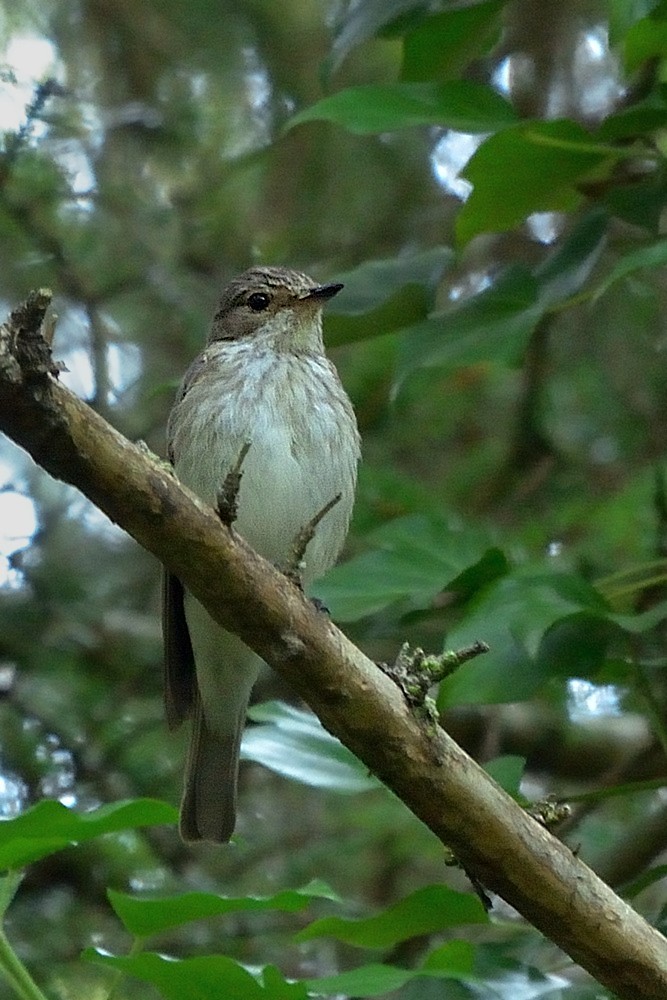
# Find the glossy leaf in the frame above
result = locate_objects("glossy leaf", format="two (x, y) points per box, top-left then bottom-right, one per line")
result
(394, 266), (541, 386)
(395, 210), (608, 387)
(595, 89), (667, 140)
(592, 237), (667, 300)
(457, 120), (618, 243)
(330, 248), (452, 316)
(484, 755), (527, 800)
(437, 572), (611, 707)
(288, 82), (518, 135)
(624, 11), (667, 70)
(327, 0), (428, 75)
(296, 885), (487, 948)
(108, 880), (339, 937)
(325, 248), (454, 346)
(534, 208), (608, 303)
(401, 3), (504, 82)
(422, 939), (476, 972)
(0, 799), (177, 870)
(306, 961), (470, 997)
(85, 950), (304, 1000)
(242, 702), (377, 792)
(602, 169), (667, 232)
(536, 612), (621, 679)
(439, 574), (666, 709)
(315, 514), (508, 622)
(88, 946), (476, 1000)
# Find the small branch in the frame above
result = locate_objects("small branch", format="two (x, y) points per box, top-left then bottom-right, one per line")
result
(527, 796), (572, 830)
(3, 79), (67, 175)
(0, 874), (48, 1000)
(484, 314), (556, 507)
(216, 442), (251, 525)
(284, 492), (341, 586)
(5, 290), (60, 378)
(379, 640), (489, 724)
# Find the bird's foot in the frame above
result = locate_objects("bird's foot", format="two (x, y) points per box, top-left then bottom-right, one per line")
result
(283, 493), (342, 588)
(216, 442), (251, 525)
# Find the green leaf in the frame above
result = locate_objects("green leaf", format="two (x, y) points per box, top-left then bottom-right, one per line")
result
(536, 612), (620, 679)
(306, 960), (472, 997)
(330, 248), (452, 316)
(437, 572), (611, 707)
(315, 514), (508, 622)
(262, 965), (309, 1000)
(457, 120), (617, 244)
(483, 755), (527, 800)
(287, 82), (518, 135)
(592, 238), (667, 300)
(422, 939), (475, 972)
(610, 599), (667, 633)
(609, 0), (660, 45)
(242, 701), (378, 792)
(85, 950), (305, 1000)
(308, 964), (422, 997)
(0, 872), (23, 919)
(108, 880), (339, 937)
(0, 799), (177, 869)
(296, 885), (487, 948)
(86, 946), (477, 1000)
(394, 266), (541, 386)
(401, 3), (504, 82)
(395, 209), (608, 389)
(533, 208), (608, 303)
(325, 248), (454, 347)
(438, 636), (533, 707)
(602, 169), (667, 232)
(327, 0), (428, 75)
(624, 9), (667, 70)
(621, 864), (667, 898)
(595, 89), (667, 140)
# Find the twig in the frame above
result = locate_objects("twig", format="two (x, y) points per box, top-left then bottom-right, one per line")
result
(284, 493), (342, 586)
(216, 442), (251, 525)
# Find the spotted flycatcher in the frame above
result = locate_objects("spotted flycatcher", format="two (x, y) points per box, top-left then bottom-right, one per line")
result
(163, 266), (360, 843)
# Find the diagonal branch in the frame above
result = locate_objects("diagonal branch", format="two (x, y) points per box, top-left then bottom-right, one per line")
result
(1, 292), (666, 999)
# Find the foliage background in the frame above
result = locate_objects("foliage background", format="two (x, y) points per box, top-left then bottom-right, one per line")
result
(1, 0), (667, 997)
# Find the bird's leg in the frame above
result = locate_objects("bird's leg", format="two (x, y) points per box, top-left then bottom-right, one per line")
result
(283, 493), (342, 589)
(216, 442), (251, 525)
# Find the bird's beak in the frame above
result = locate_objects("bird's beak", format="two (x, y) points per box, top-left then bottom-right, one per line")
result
(300, 282), (344, 303)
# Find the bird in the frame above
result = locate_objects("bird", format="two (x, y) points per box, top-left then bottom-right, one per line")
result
(163, 265), (360, 843)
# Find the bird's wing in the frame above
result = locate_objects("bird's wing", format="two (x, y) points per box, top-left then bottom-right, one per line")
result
(163, 351), (210, 722)
(162, 570), (196, 729)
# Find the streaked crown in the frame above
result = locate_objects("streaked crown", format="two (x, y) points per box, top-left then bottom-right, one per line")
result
(208, 266), (343, 345)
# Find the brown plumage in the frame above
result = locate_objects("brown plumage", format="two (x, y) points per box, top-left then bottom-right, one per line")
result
(164, 266), (360, 843)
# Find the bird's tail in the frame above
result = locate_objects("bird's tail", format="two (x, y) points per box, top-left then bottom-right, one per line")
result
(179, 691), (246, 844)
(179, 599), (262, 843)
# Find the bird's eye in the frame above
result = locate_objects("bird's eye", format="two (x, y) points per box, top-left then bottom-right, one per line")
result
(247, 292), (271, 311)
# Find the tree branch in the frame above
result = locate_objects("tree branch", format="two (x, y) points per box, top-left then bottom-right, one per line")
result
(1, 292), (666, 998)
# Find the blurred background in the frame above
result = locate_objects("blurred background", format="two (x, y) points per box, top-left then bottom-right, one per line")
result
(1, 0), (667, 996)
